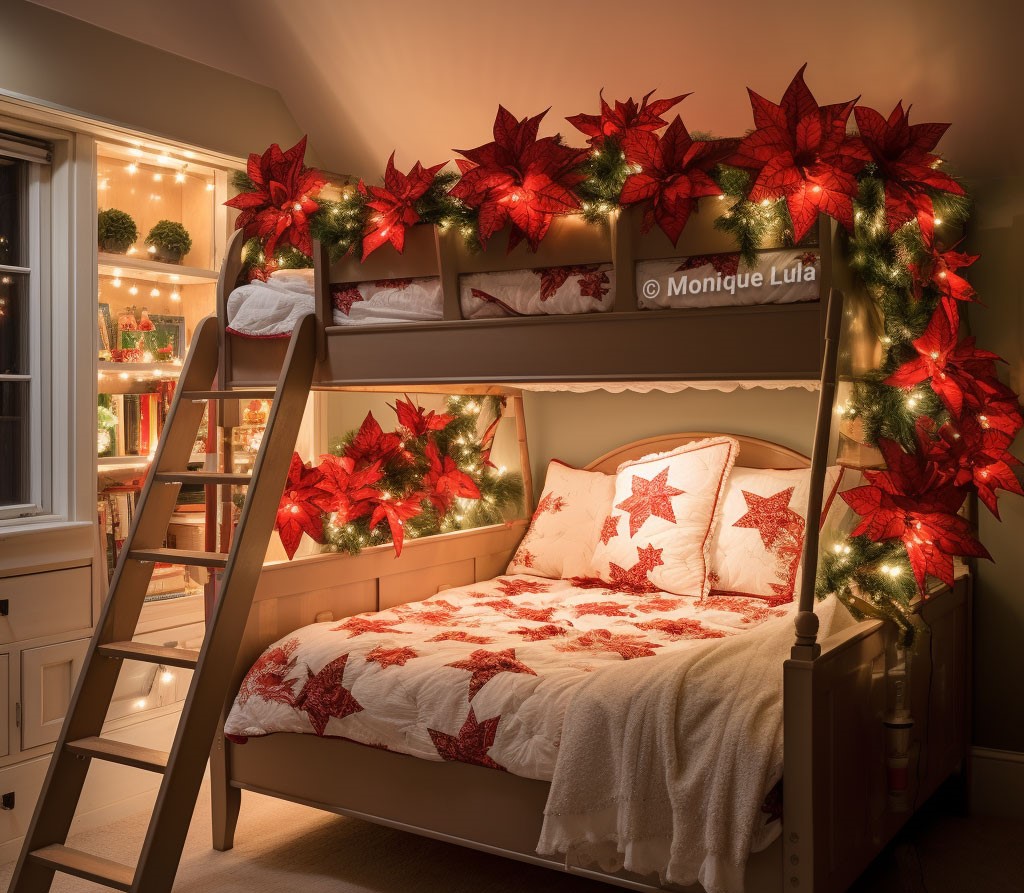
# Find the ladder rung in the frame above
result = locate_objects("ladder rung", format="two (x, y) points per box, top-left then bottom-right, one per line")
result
(182, 389), (276, 401)
(66, 737), (169, 773)
(154, 471), (252, 486)
(128, 548), (227, 568)
(30, 844), (135, 890)
(99, 641), (199, 669)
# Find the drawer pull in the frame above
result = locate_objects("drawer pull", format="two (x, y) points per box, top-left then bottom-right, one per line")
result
(1, 792), (14, 810)
(0, 599), (8, 616)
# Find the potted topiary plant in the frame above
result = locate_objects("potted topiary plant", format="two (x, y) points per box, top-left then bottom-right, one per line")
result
(97, 208), (138, 254)
(145, 220), (192, 264)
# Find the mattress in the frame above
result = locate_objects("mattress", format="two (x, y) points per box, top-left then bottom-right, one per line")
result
(224, 574), (790, 781)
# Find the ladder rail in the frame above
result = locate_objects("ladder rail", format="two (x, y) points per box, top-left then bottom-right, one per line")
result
(8, 313), (317, 893)
(133, 313), (317, 891)
(8, 314), (223, 893)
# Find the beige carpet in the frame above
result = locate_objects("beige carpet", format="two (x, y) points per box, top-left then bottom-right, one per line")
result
(0, 781), (605, 892)
(2, 780), (1022, 892)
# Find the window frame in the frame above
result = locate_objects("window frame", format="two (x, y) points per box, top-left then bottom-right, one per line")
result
(0, 148), (52, 521)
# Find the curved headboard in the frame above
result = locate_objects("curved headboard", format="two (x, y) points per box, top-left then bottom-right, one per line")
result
(585, 432), (809, 474)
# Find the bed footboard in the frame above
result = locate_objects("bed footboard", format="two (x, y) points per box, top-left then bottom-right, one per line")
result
(783, 577), (970, 892)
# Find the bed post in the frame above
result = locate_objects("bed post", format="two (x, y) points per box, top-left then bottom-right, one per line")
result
(313, 238), (332, 362)
(784, 285), (844, 893)
(210, 725), (241, 851)
(792, 286), (845, 658)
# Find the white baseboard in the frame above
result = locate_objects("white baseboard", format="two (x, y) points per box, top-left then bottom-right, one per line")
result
(971, 747), (1024, 818)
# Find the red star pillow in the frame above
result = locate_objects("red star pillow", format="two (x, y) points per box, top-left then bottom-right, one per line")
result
(590, 437), (739, 597)
(707, 465), (846, 605)
(507, 460), (616, 579)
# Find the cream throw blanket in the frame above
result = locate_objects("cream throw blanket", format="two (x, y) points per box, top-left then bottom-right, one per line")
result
(537, 596), (853, 893)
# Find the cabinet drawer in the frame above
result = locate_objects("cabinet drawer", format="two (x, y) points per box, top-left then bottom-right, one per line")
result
(0, 566), (92, 645)
(378, 559), (475, 610)
(0, 756), (48, 846)
(21, 639), (89, 750)
(0, 655), (8, 758)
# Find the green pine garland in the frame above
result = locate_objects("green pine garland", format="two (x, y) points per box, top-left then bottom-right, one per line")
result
(321, 395), (524, 556)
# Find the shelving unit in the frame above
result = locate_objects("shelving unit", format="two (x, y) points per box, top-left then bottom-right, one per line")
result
(95, 138), (235, 626)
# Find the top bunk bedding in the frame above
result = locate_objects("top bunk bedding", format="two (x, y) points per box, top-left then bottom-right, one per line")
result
(219, 208), (845, 388)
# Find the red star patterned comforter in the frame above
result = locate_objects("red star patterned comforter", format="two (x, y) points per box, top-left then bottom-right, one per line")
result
(224, 574), (789, 782)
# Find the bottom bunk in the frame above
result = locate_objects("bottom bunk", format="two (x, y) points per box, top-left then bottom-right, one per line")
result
(210, 433), (970, 893)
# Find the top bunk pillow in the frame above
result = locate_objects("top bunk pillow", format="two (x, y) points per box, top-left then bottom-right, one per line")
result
(507, 460), (616, 580)
(589, 437), (739, 598)
(707, 465), (846, 606)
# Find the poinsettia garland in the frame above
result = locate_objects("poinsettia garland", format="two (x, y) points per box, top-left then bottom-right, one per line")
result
(233, 68), (1022, 639)
(274, 395), (524, 560)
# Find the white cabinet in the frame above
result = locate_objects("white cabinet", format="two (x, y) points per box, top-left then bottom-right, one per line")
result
(0, 566), (92, 645)
(20, 638), (89, 750)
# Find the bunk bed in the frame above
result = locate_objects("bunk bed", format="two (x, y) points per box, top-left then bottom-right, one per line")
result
(207, 202), (970, 893)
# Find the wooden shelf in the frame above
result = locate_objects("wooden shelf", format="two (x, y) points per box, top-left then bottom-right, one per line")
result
(98, 360), (184, 377)
(97, 455), (151, 469)
(98, 253), (219, 286)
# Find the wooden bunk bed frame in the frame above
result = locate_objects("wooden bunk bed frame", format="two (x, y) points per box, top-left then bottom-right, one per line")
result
(208, 204), (970, 893)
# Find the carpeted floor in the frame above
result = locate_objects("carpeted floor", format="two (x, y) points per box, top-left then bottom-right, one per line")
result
(1, 780), (1022, 892)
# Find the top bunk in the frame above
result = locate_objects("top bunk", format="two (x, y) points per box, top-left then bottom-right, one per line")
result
(218, 204), (857, 390)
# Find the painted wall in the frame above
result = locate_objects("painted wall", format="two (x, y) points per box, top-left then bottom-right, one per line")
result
(0, 0), (305, 160)
(964, 179), (1024, 753)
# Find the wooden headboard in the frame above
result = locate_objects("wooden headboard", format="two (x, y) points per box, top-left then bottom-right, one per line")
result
(585, 432), (809, 474)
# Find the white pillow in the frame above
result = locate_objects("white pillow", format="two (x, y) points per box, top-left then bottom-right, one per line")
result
(707, 465), (846, 605)
(589, 437), (739, 597)
(507, 460), (616, 579)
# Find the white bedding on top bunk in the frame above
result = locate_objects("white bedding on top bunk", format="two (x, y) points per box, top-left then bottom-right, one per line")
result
(225, 269), (443, 337)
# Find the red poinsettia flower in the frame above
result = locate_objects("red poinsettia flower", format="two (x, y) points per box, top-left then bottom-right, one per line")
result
(343, 412), (410, 469)
(276, 453), (330, 560)
(566, 89), (689, 146)
(620, 117), (739, 245)
(391, 396), (454, 438)
(853, 102), (965, 238)
(884, 307), (1003, 418)
(450, 106), (589, 251)
(226, 136), (327, 257)
(422, 439), (481, 515)
(840, 438), (990, 590)
(915, 417), (1022, 518)
(971, 379), (1024, 440)
(359, 153), (446, 260)
(369, 492), (424, 557)
(910, 231), (979, 324)
(729, 65), (869, 241)
(316, 453), (383, 525)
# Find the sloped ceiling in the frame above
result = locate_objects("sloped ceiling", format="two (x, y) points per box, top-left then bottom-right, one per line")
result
(28, 0), (1024, 181)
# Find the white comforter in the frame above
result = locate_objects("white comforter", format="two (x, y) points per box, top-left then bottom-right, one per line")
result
(538, 595), (854, 893)
(224, 574), (791, 783)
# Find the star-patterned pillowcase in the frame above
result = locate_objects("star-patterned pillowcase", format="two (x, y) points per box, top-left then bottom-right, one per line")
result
(507, 460), (616, 580)
(706, 465), (846, 605)
(589, 437), (739, 597)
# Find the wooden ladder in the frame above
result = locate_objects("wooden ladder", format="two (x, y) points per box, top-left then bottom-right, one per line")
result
(8, 313), (317, 893)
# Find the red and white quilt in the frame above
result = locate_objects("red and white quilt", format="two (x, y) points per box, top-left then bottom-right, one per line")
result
(224, 574), (789, 781)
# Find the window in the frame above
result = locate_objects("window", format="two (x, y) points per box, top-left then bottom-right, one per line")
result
(0, 134), (51, 520)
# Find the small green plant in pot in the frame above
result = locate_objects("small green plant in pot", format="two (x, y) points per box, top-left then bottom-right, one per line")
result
(145, 220), (192, 264)
(97, 208), (138, 254)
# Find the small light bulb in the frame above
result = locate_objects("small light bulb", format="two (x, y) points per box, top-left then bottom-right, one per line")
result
(111, 278), (121, 288)
(175, 171), (186, 184)
(129, 285), (139, 296)
(153, 173), (163, 182)
(119, 372), (129, 380)
(150, 287), (160, 298)
(170, 290), (181, 301)
(934, 217), (943, 225)
(161, 670), (175, 684)
(147, 245), (157, 254)
(206, 182), (215, 191)
(126, 163), (137, 175)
